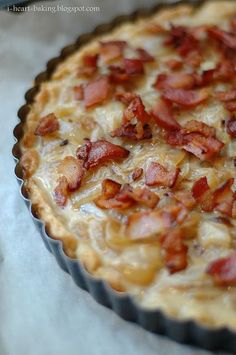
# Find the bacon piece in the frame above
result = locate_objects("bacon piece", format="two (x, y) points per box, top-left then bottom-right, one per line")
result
(165, 59), (183, 70)
(165, 126), (224, 160)
(224, 102), (236, 112)
(154, 73), (195, 90)
(165, 25), (200, 59)
(206, 252), (236, 286)
(54, 176), (69, 207)
(145, 162), (180, 188)
(111, 123), (152, 140)
(165, 129), (185, 146)
(132, 167), (143, 181)
(73, 85), (84, 100)
(213, 178), (235, 217)
(58, 156), (84, 191)
(173, 190), (196, 209)
(151, 99), (181, 131)
(136, 48), (155, 62)
(114, 184), (159, 209)
(192, 176), (213, 212)
(185, 51), (202, 68)
(115, 92), (136, 105)
(34, 113), (59, 136)
(208, 26), (236, 50)
(214, 59), (235, 81)
(162, 88), (209, 107)
(84, 76), (111, 108)
(123, 58), (144, 75)
(123, 96), (150, 123)
(96, 181), (159, 210)
(108, 66), (129, 84)
(101, 179), (121, 199)
(161, 229), (188, 274)
(78, 54), (98, 76)
(183, 133), (224, 161)
(226, 116), (236, 138)
(164, 25), (202, 68)
(77, 139), (129, 169)
(199, 69), (215, 86)
(215, 89), (236, 102)
(192, 176), (210, 200)
(100, 41), (126, 63)
(183, 120), (216, 138)
(76, 138), (91, 163)
(128, 187), (159, 208)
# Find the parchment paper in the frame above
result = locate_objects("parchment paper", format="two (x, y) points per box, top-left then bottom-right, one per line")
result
(0, 1), (230, 354)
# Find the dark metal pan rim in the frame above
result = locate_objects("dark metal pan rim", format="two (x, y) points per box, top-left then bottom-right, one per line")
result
(12, 0), (236, 351)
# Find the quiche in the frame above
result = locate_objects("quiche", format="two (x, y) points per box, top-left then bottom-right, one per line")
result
(19, 0), (236, 330)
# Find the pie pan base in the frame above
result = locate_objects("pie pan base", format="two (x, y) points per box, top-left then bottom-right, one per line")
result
(12, 0), (236, 351)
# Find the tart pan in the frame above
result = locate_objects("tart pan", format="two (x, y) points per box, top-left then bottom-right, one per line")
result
(12, 0), (236, 351)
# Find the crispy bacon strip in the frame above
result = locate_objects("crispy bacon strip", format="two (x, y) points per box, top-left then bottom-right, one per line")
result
(136, 48), (155, 62)
(161, 229), (188, 274)
(165, 25), (198, 53)
(112, 96), (152, 141)
(154, 73), (195, 90)
(78, 54), (98, 76)
(123, 96), (150, 123)
(145, 162), (180, 188)
(192, 176), (213, 212)
(111, 123), (152, 140)
(151, 99), (181, 131)
(34, 113), (59, 136)
(129, 187), (160, 208)
(224, 102), (236, 112)
(173, 190), (196, 209)
(208, 26), (236, 50)
(115, 92), (137, 105)
(102, 179), (121, 199)
(132, 167), (143, 181)
(162, 88), (209, 107)
(108, 66), (129, 84)
(183, 133), (224, 161)
(226, 117), (236, 138)
(165, 59), (183, 70)
(123, 58), (144, 75)
(100, 40), (126, 63)
(213, 178), (235, 217)
(206, 252), (236, 286)
(58, 156), (84, 191)
(84, 76), (111, 108)
(183, 120), (216, 138)
(215, 89), (236, 102)
(54, 176), (69, 207)
(214, 59), (235, 81)
(76, 139), (129, 169)
(96, 180), (159, 210)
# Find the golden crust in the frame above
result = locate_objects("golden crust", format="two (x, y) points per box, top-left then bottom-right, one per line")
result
(19, 1), (236, 329)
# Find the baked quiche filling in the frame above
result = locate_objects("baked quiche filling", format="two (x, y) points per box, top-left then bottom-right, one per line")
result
(20, 1), (236, 329)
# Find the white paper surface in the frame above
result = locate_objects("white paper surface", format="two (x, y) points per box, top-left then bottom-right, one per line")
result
(0, 1), (230, 354)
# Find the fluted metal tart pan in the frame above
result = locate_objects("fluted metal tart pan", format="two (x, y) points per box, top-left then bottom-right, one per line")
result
(12, 0), (236, 351)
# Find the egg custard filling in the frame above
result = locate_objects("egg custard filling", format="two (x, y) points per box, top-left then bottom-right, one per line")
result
(20, 1), (236, 329)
